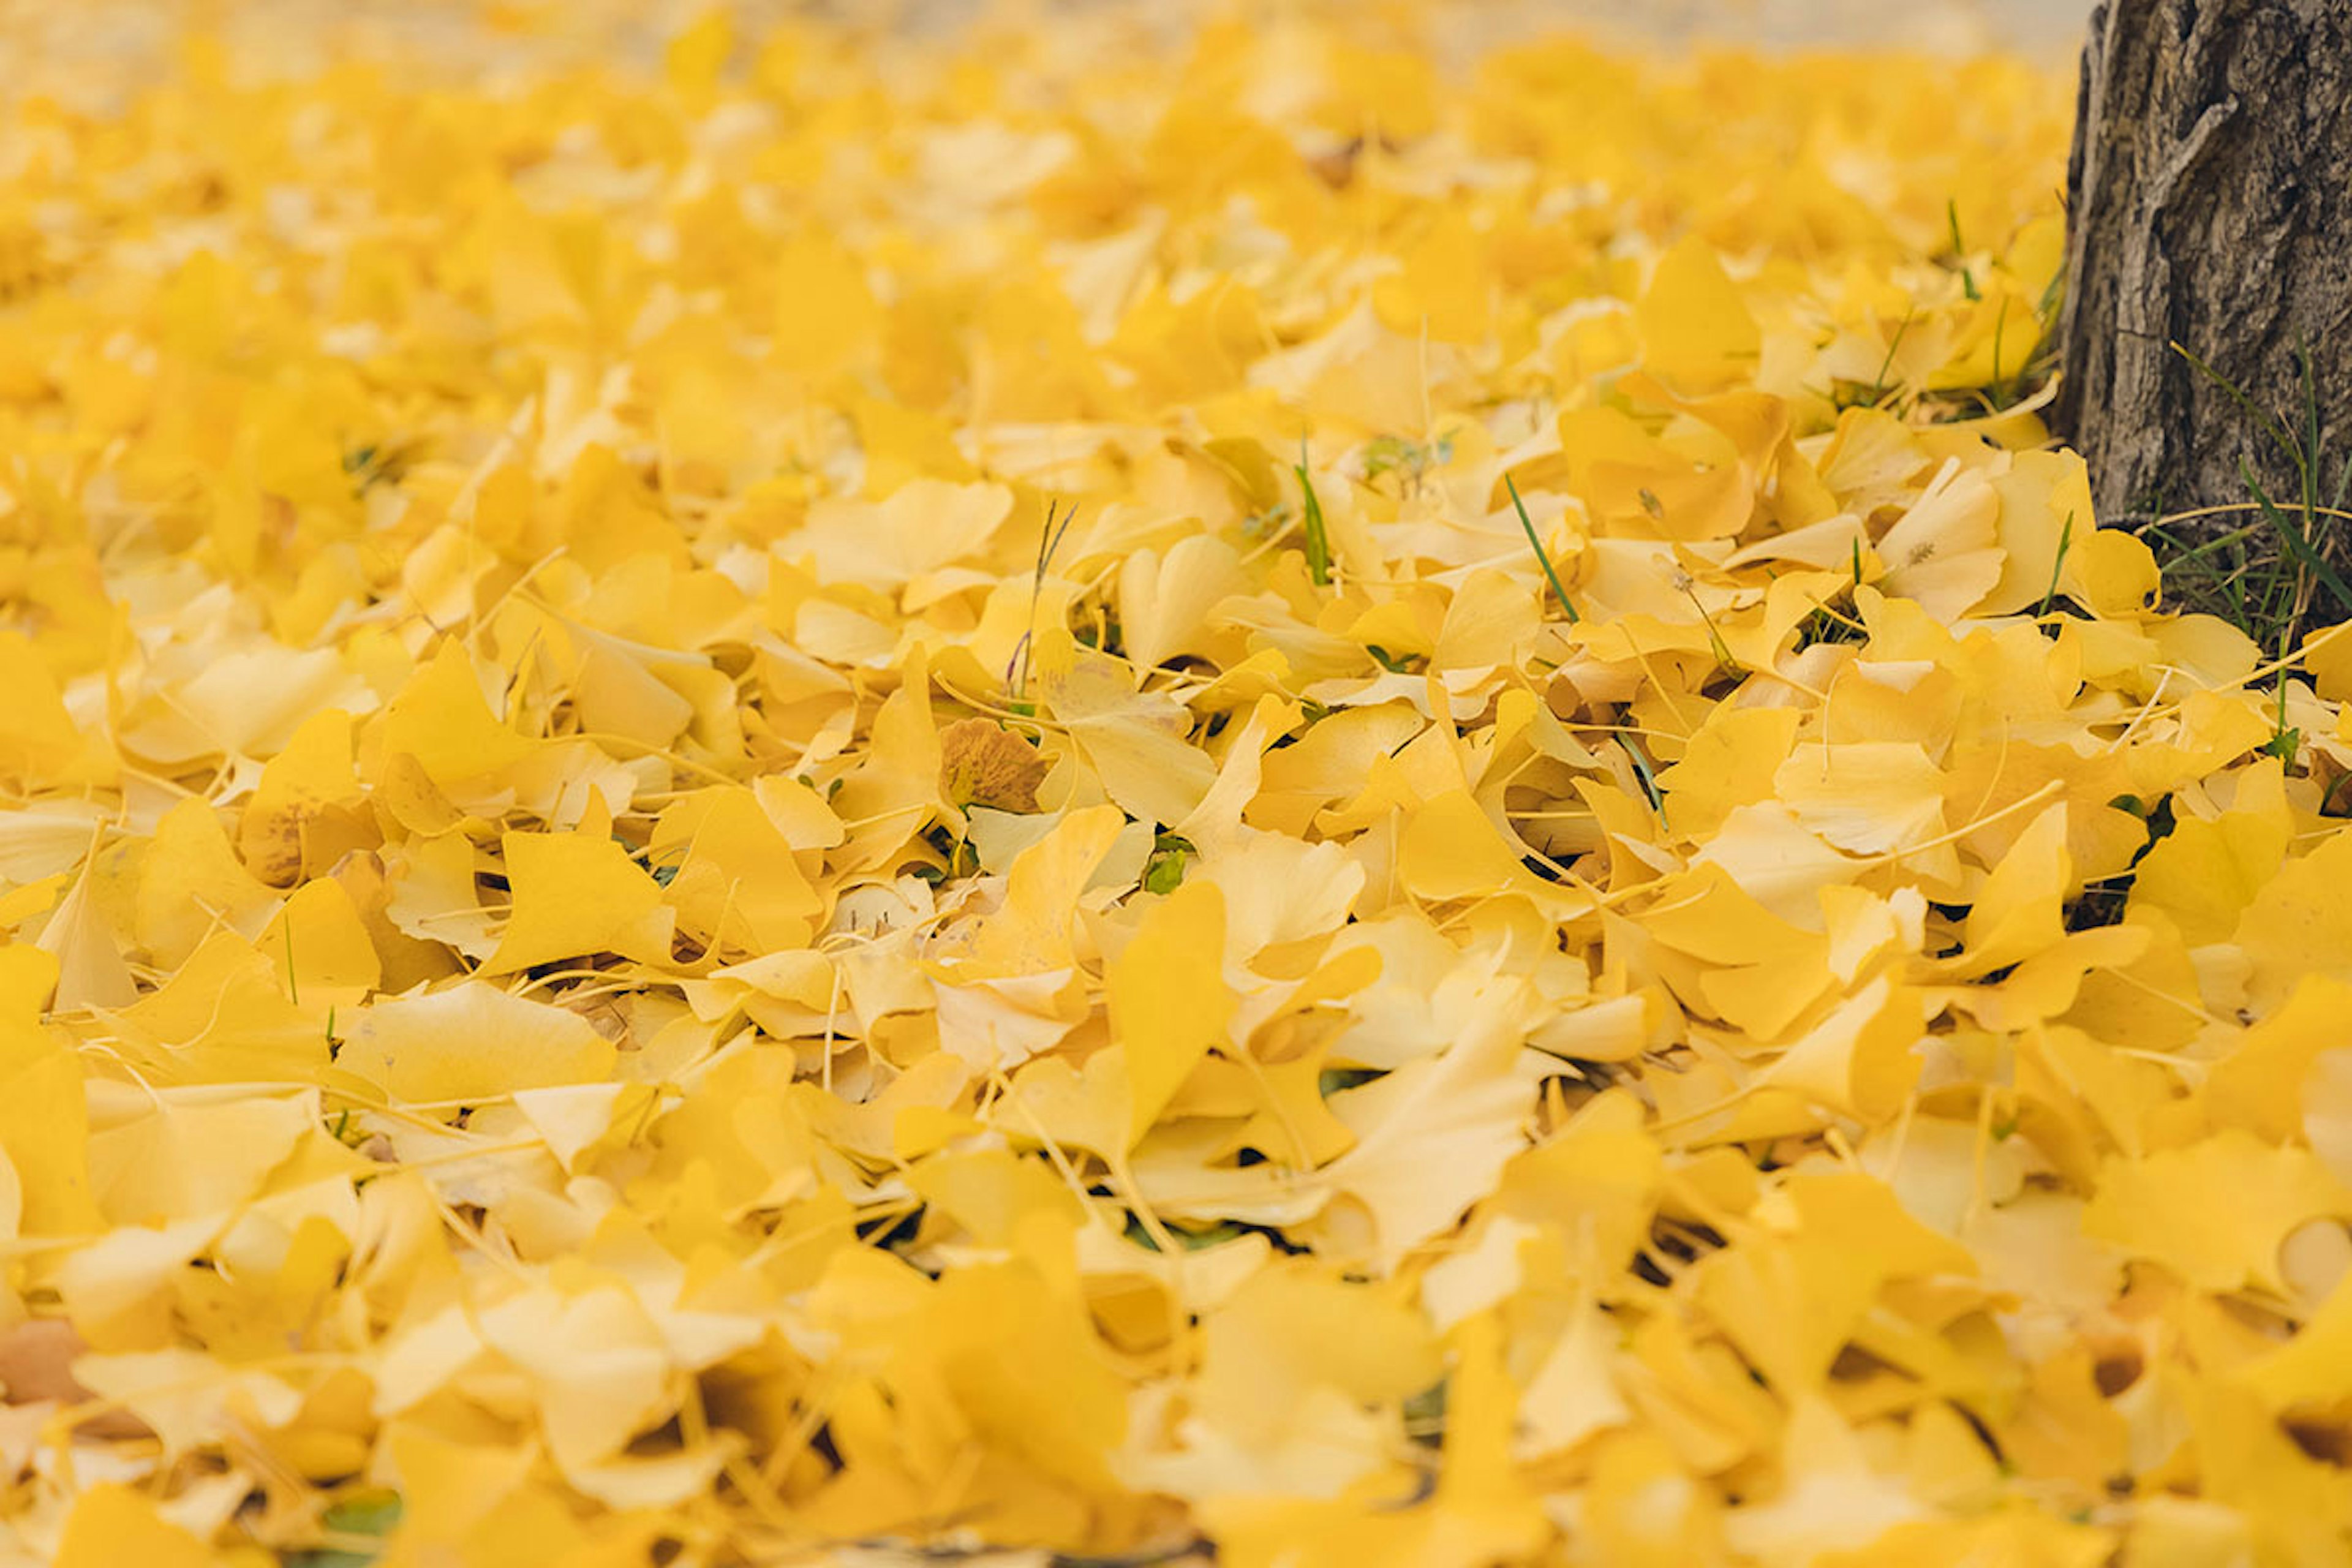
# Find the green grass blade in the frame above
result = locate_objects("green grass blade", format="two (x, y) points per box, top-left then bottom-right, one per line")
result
(1945, 198), (1979, 301)
(1295, 440), (1331, 587)
(2141, 521), (2263, 569)
(2037, 510), (2074, 617)
(2301, 341), (2324, 538)
(1868, 308), (1915, 405)
(2245, 460), (2352, 615)
(2173, 341), (2301, 471)
(1618, 729), (1665, 813)
(1506, 474), (1580, 624)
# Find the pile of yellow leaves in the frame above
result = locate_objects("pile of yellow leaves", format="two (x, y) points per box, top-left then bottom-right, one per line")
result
(6, 2), (2352, 1564)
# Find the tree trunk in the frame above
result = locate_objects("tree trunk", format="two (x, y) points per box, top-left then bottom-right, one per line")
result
(2053, 0), (2352, 525)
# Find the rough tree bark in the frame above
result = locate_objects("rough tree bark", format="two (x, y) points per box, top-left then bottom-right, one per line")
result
(2053, 0), (2352, 524)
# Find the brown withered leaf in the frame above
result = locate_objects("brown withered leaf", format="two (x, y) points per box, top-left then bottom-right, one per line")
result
(940, 717), (1049, 813)
(0, 1319), (149, 1439)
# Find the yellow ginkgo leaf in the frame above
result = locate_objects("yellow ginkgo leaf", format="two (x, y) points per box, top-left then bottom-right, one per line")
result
(0, 631), (110, 788)
(1875, 458), (2003, 620)
(1035, 633), (1218, 827)
(2081, 1129), (2351, 1295)
(340, 981), (616, 1105)
(775, 233), (883, 385)
(1771, 742), (1947, 858)
(377, 641), (536, 790)
(0, 1014), (104, 1238)
(2132, 759), (2291, 946)
(481, 830), (676, 976)
(52, 1485), (218, 1568)
(649, 788), (822, 958)
(134, 799), (280, 971)
(1111, 879), (1233, 1143)
(953, 804), (1127, 978)
(1635, 236), (1760, 393)
(2235, 827), (2352, 1010)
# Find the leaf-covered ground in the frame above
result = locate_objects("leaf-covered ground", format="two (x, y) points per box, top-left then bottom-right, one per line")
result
(2, 4), (2349, 1566)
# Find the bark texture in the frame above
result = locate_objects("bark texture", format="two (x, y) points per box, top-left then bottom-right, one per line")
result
(2054, 0), (2352, 522)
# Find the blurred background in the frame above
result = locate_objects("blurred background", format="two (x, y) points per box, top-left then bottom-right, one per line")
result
(0, 0), (2104, 102)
